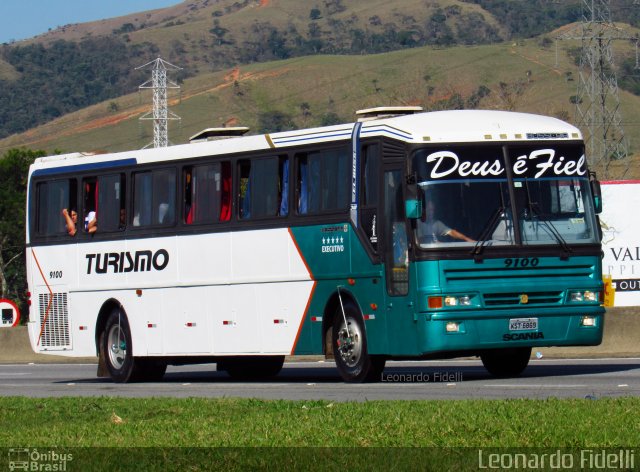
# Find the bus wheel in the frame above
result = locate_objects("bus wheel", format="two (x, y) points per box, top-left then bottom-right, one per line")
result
(136, 359), (167, 382)
(223, 356), (285, 380)
(332, 303), (385, 383)
(101, 308), (139, 383)
(481, 347), (532, 378)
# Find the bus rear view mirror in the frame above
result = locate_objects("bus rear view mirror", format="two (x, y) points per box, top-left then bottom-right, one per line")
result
(405, 199), (422, 219)
(590, 172), (602, 214)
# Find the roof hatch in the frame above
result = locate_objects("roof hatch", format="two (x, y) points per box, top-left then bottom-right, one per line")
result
(355, 106), (423, 122)
(189, 127), (250, 143)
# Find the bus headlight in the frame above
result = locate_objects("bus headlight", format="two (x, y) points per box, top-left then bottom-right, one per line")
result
(429, 295), (475, 309)
(444, 296), (458, 307)
(569, 290), (598, 303)
(444, 295), (472, 307)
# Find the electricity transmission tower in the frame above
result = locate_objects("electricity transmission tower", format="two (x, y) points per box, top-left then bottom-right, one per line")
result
(137, 57), (181, 148)
(558, 0), (634, 177)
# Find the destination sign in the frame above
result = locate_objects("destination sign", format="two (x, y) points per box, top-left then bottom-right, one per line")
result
(415, 144), (587, 181)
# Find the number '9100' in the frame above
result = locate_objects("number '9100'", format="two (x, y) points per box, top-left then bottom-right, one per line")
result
(504, 258), (539, 268)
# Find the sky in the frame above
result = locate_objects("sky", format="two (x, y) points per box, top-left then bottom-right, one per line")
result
(0, 0), (181, 44)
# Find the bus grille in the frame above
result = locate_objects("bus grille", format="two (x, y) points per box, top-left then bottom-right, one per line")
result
(483, 291), (563, 307)
(38, 292), (71, 348)
(443, 263), (594, 283)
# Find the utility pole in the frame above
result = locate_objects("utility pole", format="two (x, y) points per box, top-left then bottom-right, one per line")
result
(557, 0), (633, 178)
(137, 57), (181, 148)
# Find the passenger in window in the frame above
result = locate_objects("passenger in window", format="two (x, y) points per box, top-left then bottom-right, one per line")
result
(158, 203), (169, 224)
(62, 208), (78, 236)
(85, 211), (97, 234)
(119, 208), (126, 230)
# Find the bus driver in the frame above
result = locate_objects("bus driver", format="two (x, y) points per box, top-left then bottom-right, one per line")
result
(418, 200), (474, 244)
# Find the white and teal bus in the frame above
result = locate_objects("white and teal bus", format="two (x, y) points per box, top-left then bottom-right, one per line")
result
(26, 107), (605, 382)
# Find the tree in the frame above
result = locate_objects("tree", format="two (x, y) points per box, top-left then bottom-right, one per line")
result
(0, 148), (45, 315)
(257, 111), (296, 133)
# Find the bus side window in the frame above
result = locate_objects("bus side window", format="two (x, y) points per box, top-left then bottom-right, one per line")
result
(36, 179), (77, 236)
(360, 144), (380, 253)
(296, 148), (349, 215)
(154, 169), (176, 226)
(238, 156), (287, 220)
(184, 161), (232, 225)
(96, 173), (125, 232)
(133, 169), (176, 227)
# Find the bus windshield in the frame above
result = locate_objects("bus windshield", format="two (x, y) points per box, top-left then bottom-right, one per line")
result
(412, 143), (600, 249)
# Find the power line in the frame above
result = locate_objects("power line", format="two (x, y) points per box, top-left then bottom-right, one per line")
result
(557, 0), (635, 178)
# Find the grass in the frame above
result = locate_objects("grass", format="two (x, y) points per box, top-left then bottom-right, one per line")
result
(1, 396), (638, 448)
(1, 396), (637, 470)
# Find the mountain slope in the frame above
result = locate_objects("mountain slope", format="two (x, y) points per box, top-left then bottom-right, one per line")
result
(2, 36), (639, 179)
(1, 0), (639, 179)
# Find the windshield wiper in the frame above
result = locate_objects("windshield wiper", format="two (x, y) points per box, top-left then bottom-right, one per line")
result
(471, 205), (505, 260)
(523, 182), (572, 259)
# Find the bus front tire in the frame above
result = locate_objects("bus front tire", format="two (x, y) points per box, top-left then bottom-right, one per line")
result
(481, 347), (532, 378)
(332, 303), (385, 383)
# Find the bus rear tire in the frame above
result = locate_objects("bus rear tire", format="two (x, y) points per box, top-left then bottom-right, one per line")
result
(481, 347), (532, 378)
(101, 308), (140, 383)
(332, 302), (385, 383)
(223, 356), (285, 380)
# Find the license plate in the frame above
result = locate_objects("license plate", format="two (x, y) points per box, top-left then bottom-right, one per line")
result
(509, 318), (538, 331)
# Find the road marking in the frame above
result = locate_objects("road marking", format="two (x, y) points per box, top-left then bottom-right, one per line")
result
(486, 384), (589, 388)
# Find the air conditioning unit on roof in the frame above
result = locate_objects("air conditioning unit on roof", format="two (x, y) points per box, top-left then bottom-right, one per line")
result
(355, 106), (423, 122)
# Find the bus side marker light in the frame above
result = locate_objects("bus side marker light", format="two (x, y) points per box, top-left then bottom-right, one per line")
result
(363, 314), (376, 320)
(147, 323), (156, 328)
(273, 319), (286, 324)
(347, 278), (356, 286)
(370, 303), (378, 311)
(223, 320), (234, 326)
(311, 316), (323, 322)
(136, 289), (143, 297)
(78, 326), (88, 331)
(185, 322), (196, 327)
(428, 296), (443, 309)
(580, 316), (596, 327)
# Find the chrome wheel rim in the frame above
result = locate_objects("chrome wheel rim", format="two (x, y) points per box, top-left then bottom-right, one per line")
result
(107, 324), (126, 370)
(336, 318), (362, 368)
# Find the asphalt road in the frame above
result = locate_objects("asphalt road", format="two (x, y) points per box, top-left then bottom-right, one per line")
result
(1, 358), (639, 400)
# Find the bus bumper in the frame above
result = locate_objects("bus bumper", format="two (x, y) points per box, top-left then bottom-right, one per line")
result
(418, 306), (605, 354)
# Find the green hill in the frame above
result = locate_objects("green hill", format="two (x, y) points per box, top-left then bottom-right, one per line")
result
(1, 0), (639, 179)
